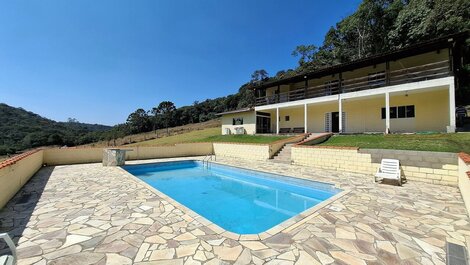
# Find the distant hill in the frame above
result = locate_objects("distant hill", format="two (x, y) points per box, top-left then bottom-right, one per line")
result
(0, 103), (111, 155)
(80, 118), (221, 147)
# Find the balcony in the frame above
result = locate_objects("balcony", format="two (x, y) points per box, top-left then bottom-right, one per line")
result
(255, 60), (450, 106)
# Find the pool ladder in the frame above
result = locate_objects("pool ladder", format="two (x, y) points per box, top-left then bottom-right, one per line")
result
(202, 154), (216, 168)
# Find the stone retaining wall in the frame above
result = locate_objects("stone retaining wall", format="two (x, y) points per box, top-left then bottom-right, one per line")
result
(292, 145), (459, 186)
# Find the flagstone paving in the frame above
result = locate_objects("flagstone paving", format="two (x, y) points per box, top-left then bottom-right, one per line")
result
(1, 156), (470, 264)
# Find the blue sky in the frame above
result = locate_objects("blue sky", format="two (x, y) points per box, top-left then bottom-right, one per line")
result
(0, 0), (361, 125)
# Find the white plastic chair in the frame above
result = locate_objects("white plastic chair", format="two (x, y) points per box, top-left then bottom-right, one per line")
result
(0, 233), (16, 265)
(375, 159), (402, 186)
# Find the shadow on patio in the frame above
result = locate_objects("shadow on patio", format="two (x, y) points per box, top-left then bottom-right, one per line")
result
(0, 166), (53, 255)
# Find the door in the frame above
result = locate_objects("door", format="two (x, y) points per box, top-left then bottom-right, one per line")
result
(331, 112), (340, 133)
(256, 115), (271, 133)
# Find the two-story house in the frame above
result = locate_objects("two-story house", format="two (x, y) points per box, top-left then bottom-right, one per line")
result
(219, 32), (468, 135)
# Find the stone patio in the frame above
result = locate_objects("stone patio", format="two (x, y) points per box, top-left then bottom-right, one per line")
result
(1, 156), (470, 265)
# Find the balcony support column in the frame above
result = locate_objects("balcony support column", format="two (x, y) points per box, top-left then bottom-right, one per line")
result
(448, 82), (456, 132)
(304, 104), (308, 133)
(385, 92), (390, 134)
(338, 95), (343, 133)
(276, 107), (279, 134)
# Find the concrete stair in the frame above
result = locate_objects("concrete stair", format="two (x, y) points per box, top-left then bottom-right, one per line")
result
(270, 133), (331, 164)
(302, 133), (329, 143)
(271, 144), (294, 164)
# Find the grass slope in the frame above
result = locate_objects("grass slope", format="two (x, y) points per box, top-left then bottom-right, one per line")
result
(130, 127), (288, 146)
(319, 133), (470, 153)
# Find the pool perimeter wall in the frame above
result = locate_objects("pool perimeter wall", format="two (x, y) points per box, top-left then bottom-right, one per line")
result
(1, 142), (469, 210)
(291, 145), (459, 186)
(0, 150), (43, 208)
(42, 143), (213, 165)
(0, 143), (213, 208)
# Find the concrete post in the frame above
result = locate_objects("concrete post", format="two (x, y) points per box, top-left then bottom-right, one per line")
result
(385, 92), (390, 134)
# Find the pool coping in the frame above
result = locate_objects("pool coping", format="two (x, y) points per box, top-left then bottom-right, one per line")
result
(117, 159), (351, 240)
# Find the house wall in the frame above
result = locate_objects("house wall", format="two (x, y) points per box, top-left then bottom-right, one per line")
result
(306, 102), (338, 132)
(221, 111), (256, 135)
(343, 88), (449, 133)
(259, 87), (450, 134)
(278, 107), (304, 130)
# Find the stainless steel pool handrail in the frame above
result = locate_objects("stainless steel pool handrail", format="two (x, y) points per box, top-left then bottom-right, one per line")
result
(202, 154), (216, 168)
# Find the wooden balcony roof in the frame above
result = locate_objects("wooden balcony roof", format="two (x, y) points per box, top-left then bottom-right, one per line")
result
(251, 31), (468, 91)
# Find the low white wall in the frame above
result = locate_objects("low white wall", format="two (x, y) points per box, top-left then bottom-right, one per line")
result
(0, 150), (44, 208)
(127, 143), (213, 160)
(44, 143), (214, 165)
(213, 143), (270, 161)
(44, 148), (103, 165)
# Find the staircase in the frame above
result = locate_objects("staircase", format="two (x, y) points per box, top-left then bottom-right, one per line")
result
(271, 144), (294, 164)
(271, 133), (332, 164)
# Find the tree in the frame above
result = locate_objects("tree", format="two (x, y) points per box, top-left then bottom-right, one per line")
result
(126, 108), (151, 134)
(67, 117), (79, 123)
(237, 84), (255, 109)
(292, 45), (318, 67)
(388, 0), (470, 48)
(250, 70), (269, 84)
(154, 101), (176, 135)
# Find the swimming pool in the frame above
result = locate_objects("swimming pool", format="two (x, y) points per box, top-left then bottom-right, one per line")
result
(123, 160), (341, 234)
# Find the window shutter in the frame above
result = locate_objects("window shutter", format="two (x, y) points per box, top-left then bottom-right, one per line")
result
(324, 113), (331, 132)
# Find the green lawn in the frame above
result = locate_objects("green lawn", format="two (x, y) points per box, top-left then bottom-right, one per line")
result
(130, 127), (288, 146)
(318, 133), (470, 153)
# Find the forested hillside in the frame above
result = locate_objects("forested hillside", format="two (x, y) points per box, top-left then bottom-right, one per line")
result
(0, 103), (110, 155)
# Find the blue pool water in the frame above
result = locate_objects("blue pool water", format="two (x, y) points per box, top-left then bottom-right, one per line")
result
(123, 161), (341, 234)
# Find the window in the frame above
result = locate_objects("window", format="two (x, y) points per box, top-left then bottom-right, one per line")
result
(381, 105), (415, 119)
(285, 116), (290, 121)
(406, 105), (415, 118)
(368, 71), (385, 86)
(397, 106), (406, 118)
(232, 118), (243, 125)
(390, 107), (397, 119)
